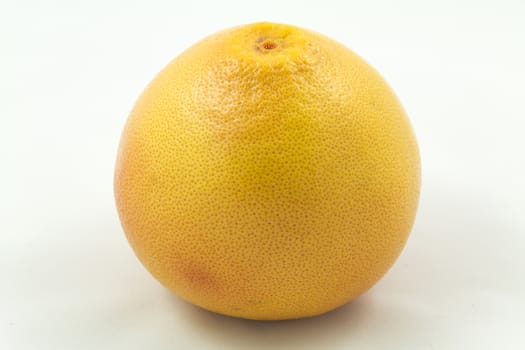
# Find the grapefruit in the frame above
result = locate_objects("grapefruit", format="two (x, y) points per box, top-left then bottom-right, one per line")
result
(114, 22), (420, 320)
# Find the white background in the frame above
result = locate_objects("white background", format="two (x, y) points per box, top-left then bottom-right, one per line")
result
(2, 0), (525, 349)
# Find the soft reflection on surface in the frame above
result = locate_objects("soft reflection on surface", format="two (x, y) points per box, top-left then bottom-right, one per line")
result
(170, 293), (373, 350)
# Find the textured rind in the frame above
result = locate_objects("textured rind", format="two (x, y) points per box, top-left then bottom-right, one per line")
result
(114, 22), (421, 320)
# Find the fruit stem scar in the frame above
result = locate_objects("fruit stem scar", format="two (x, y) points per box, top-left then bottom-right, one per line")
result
(262, 40), (277, 50)
(257, 38), (278, 51)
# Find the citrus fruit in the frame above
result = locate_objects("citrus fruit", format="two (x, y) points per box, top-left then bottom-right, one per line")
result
(114, 22), (420, 320)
